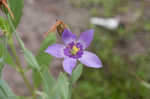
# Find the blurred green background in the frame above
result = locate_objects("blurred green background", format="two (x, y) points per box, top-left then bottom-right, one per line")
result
(69, 0), (150, 99)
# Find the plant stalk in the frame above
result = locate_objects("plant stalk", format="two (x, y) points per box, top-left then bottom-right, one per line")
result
(7, 15), (36, 99)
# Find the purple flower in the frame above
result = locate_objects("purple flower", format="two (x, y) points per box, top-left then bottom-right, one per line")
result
(45, 29), (102, 75)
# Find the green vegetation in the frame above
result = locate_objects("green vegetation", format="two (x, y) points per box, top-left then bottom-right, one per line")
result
(69, 0), (150, 99)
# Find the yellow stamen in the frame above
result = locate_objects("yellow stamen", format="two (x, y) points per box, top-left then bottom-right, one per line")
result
(72, 45), (79, 52)
(71, 45), (79, 55)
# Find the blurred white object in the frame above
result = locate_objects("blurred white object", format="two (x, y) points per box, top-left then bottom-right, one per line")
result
(90, 17), (120, 30)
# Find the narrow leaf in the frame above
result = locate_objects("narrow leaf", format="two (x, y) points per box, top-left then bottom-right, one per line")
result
(32, 69), (42, 89)
(36, 33), (56, 66)
(7, 96), (19, 99)
(7, 15), (40, 70)
(0, 79), (18, 99)
(0, 16), (11, 32)
(71, 64), (83, 83)
(57, 72), (69, 99)
(23, 48), (40, 70)
(33, 34), (56, 88)
(40, 68), (61, 99)
(40, 68), (56, 97)
(0, 41), (15, 67)
(8, 0), (23, 28)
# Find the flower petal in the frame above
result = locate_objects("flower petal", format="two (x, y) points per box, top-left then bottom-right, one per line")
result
(45, 44), (64, 58)
(62, 29), (76, 44)
(63, 58), (77, 75)
(79, 51), (102, 68)
(78, 29), (94, 49)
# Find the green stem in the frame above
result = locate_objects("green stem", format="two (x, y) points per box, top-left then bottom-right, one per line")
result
(7, 15), (36, 99)
(9, 40), (32, 89)
(7, 15), (25, 50)
(69, 80), (73, 99)
(0, 36), (7, 78)
(9, 41), (36, 98)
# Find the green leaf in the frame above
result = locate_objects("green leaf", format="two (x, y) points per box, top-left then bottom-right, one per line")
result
(0, 17), (14, 67)
(0, 80), (14, 96)
(36, 33), (56, 66)
(0, 57), (4, 78)
(7, 15), (40, 70)
(4, 52), (15, 67)
(23, 48), (40, 70)
(0, 16), (12, 38)
(0, 39), (5, 78)
(8, 0), (23, 28)
(0, 89), (7, 99)
(17, 96), (31, 99)
(35, 91), (48, 99)
(71, 64), (83, 83)
(0, 16), (11, 32)
(0, 42), (15, 67)
(57, 72), (69, 99)
(0, 38), (15, 78)
(0, 17), (15, 70)
(0, 79), (19, 99)
(7, 96), (19, 99)
(40, 68), (59, 99)
(33, 34), (56, 89)
(45, 72), (69, 99)
(32, 69), (42, 89)
(40, 68), (55, 94)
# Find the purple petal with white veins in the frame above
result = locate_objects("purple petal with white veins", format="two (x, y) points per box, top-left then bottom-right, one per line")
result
(45, 44), (64, 58)
(79, 51), (102, 68)
(63, 58), (77, 75)
(78, 29), (94, 49)
(62, 29), (76, 44)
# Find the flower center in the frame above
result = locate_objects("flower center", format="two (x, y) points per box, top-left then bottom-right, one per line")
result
(63, 41), (83, 59)
(71, 45), (80, 55)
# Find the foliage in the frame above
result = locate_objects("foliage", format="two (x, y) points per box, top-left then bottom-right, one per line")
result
(0, 0), (85, 99)
(70, 0), (150, 99)
(0, 0), (150, 99)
